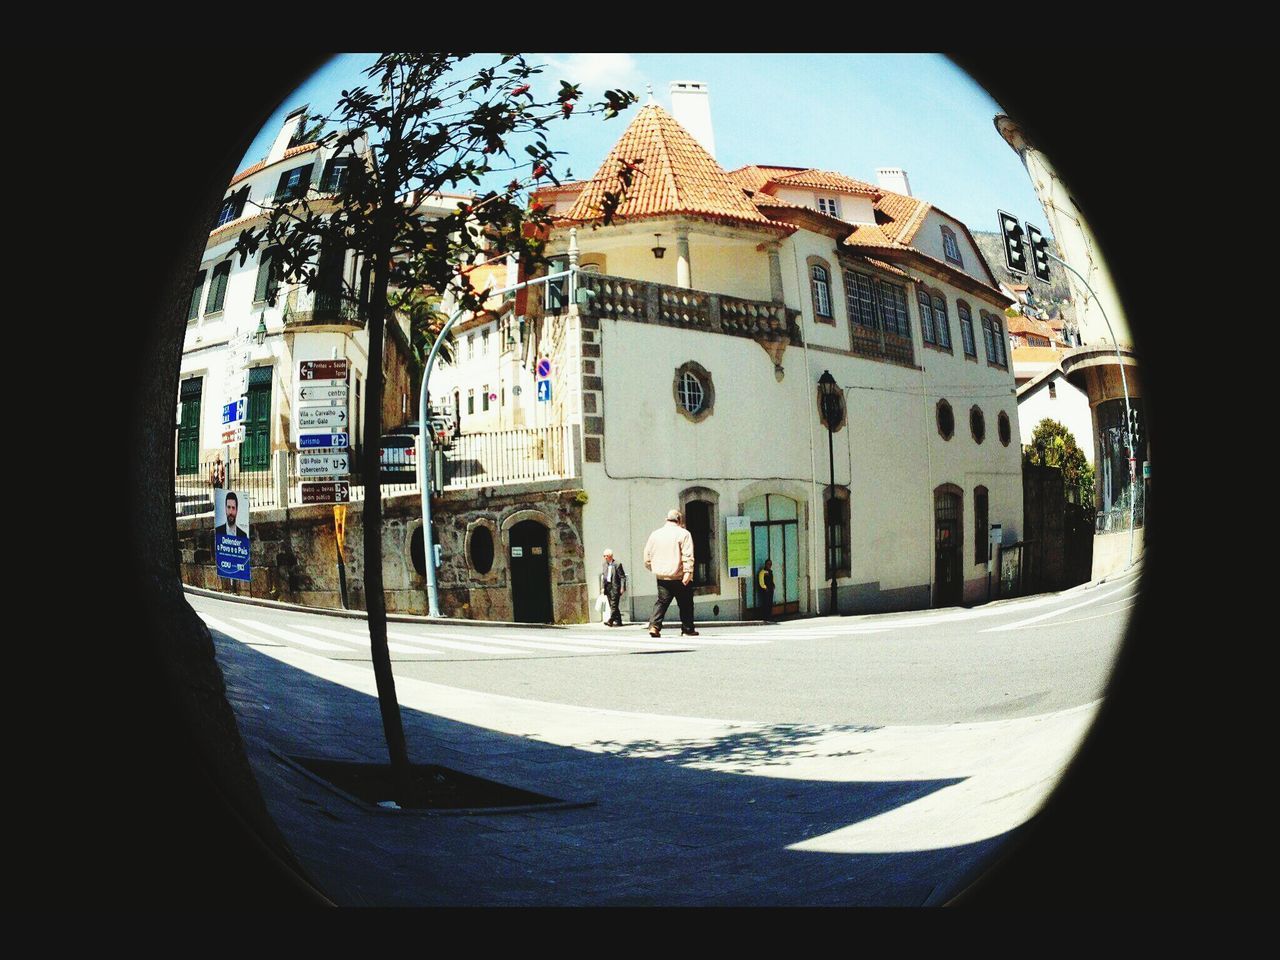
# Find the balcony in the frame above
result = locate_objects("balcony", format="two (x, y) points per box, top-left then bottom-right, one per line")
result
(283, 286), (362, 330)
(571, 272), (800, 344)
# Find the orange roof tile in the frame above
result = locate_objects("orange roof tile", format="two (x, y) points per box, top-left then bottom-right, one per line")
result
(725, 165), (807, 194)
(562, 104), (778, 228)
(768, 169), (882, 198)
(229, 141), (321, 187)
(1012, 345), (1065, 364)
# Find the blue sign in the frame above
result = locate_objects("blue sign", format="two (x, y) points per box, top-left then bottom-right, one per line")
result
(300, 432), (350, 449)
(536, 358), (551, 378)
(221, 398), (245, 425)
(536, 379), (551, 402)
(215, 533), (251, 583)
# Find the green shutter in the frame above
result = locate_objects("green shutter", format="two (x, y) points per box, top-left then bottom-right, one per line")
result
(254, 249), (276, 303)
(177, 377), (203, 475)
(188, 270), (206, 321)
(240, 366), (273, 470)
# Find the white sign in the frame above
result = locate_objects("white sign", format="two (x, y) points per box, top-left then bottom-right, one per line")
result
(298, 452), (350, 477)
(296, 377), (345, 390)
(224, 369), (249, 395)
(299, 384), (349, 403)
(220, 423), (246, 445)
(297, 406), (350, 429)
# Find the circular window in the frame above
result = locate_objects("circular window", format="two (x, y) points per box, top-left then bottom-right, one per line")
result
(936, 399), (955, 440)
(468, 525), (494, 574)
(970, 405), (986, 444)
(998, 410), (1012, 447)
(673, 362), (715, 423)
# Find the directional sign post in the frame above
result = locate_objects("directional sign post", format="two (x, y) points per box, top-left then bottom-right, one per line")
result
(221, 397), (247, 425)
(299, 359), (349, 381)
(298, 452), (350, 477)
(299, 384), (349, 404)
(301, 480), (351, 504)
(297, 406), (349, 430)
(300, 432), (350, 450)
(220, 423), (246, 445)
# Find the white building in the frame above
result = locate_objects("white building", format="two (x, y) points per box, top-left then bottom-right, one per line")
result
(440, 92), (1024, 621)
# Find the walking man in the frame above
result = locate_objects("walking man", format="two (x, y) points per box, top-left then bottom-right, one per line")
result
(757, 558), (776, 623)
(643, 509), (697, 638)
(600, 549), (627, 627)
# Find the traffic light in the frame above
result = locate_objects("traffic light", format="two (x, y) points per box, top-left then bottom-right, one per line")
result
(998, 210), (1026, 275)
(1026, 222), (1052, 283)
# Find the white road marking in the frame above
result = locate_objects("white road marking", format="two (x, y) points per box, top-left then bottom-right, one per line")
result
(1013, 603), (1138, 629)
(198, 612), (284, 646)
(981, 582), (1136, 632)
(231, 617), (351, 652)
(384, 631), (537, 656)
(289, 623), (445, 657)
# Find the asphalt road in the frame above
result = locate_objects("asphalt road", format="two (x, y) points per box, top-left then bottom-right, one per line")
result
(187, 564), (1136, 726)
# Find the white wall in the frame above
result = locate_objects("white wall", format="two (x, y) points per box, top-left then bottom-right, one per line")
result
(1018, 373), (1095, 465)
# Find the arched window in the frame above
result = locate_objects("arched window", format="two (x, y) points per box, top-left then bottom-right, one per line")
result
(808, 257), (834, 323)
(957, 300), (977, 358)
(917, 288), (936, 344)
(932, 294), (952, 350)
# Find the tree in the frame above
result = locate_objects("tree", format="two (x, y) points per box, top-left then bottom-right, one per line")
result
(1025, 418), (1095, 509)
(229, 53), (636, 803)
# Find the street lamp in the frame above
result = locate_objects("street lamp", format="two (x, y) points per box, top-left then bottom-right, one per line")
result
(651, 233), (666, 259)
(818, 370), (843, 615)
(254, 312), (268, 346)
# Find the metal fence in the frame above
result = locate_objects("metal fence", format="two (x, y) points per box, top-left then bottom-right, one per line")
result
(441, 425), (573, 489)
(175, 457), (278, 517)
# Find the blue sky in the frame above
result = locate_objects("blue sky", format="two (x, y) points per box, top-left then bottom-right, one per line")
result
(237, 53), (1048, 240)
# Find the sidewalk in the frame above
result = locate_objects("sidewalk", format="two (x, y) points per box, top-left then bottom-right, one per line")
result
(212, 625), (1093, 906)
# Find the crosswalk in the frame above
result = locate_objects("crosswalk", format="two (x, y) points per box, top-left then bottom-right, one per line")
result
(195, 607), (772, 661)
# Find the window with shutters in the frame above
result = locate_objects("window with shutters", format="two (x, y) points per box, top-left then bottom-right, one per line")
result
(274, 163), (314, 201)
(204, 261), (231, 314)
(177, 377), (203, 475)
(188, 269), (207, 322)
(240, 366), (273, 471)
(253, 247), (281, 305)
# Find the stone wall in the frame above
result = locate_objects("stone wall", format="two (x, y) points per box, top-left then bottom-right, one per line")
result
(176, 479), (589, 622)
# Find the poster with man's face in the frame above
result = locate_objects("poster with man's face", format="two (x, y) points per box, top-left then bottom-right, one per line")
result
(214, 489), (251, 582)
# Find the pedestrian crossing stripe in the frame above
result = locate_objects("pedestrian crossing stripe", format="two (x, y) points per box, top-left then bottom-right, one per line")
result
(232, 618), (350, 652)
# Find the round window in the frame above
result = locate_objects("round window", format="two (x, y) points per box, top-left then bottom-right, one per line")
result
(998, 410), (1012, 446)
(936, 399), (955, 440)
(970, 405), (986, 444)
(678, 371), (705, 414)
(469, 525), (494, 574)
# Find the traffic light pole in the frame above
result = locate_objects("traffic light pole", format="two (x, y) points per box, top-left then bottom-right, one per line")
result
(418, 266), (577, 618)
(1044, 251), (1137, 570)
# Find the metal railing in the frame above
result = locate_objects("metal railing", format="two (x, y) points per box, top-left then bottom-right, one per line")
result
(441, 424), (574, 488)
(283, 285), (361, 327)
(174, 456), (278, 517)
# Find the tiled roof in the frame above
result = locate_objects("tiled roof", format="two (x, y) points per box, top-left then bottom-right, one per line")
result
(229, 141), (321, 187)
(1012, 345), (1065, 364)
(841, 222), (902, 249)
(725, 164), (807, 194)
(562, 104), (778, 228)
(874, 191), (932, 244)
(1008, 315), (1064, 341)
(769, 169), (882, 198)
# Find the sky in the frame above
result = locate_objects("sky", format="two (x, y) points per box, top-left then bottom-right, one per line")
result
(236, 53), (1049, 241)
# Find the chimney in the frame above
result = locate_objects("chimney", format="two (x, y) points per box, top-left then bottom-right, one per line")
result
(876, 167), (912, 197)
(669, 81), (716, 159)
(266, 105), (309, 165)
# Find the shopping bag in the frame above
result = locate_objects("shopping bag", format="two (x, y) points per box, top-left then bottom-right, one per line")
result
(595, 592), (610, 623)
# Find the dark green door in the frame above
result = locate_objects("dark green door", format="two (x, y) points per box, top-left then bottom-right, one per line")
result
(178, 377), (203, 475)
(240, 366), (273, 470)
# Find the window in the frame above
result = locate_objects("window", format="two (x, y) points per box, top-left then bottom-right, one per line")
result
(932, 295), (952, 350)
(810, 261), (833, 321)
(981, 313), (1008, 367)
(918, 289), (936, 344)
(970, 405), (986, 444)
(974, 486), (989, 565)
(482, 330), (490, 355)
(188, 269), (206, 322)
(685, 500), (714, 587)
(544, 257), (568, 312)
(204, 261), (230, 314)
(825, 488), (851, 578)
(673, 361), (715, 423)
(981, 312), (997, 363)
(941, 226), (964, 267)
(936, 398), (955, 440)
(817, 196), (841, 218)
(958, 301), (976, 358)
(467, 334), (475, 360)
(482, 384), (490, 412)
(253, 247), (281, 304)
(878, 281), (911, 338)
(468, 524), (495, 574)
(467, 389), (474, 415)
(845, 271), (877, 329)
(215, 187), (248, 228)
(998, 411), (1012, 447)
(1048, 381), (1057, 399)
(274, 163), (314, 201)
(320, 156), (352, 193)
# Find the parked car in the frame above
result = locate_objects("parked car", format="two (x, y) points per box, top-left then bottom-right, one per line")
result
(379, 423), (421, 481)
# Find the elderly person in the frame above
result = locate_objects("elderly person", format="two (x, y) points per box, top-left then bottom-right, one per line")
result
(599, 548), (627, 627)
(642, 509), (698, 638)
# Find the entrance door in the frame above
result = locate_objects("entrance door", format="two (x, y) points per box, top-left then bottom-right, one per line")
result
(241, 366), (273, 471)
(510, 520), (552, 623)
(745, 494), (801, 618)
(934, 489), (963, 606)
(178, 377), (203, 475)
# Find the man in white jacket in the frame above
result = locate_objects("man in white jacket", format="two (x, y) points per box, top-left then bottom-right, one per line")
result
(643, 509), (698, 638)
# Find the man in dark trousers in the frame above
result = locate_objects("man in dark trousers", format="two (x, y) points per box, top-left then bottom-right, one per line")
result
(643, 509), (697, 638)
(599, 548), (627, 626)
(757, 558), (776, 623)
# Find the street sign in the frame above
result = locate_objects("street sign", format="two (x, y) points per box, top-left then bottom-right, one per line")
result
(300, 432), (350, 449)
(298, 452), (350, 477)
(536, 358), (551, 378)
(299, 359), (349, 381)
(301, 480), (351, 504)
(221, 397), (247, 425)
(536, 379), (551, 402)
(224, 369), (249, 395)
(299, 384), (349, 403)
(297, 406), (349, 429)
(295, 377), (345, 389)
(220, 423), (245, 445)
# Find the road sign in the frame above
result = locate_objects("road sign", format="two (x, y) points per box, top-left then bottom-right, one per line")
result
(296, 377), (345, 389)
(299, 359), (349, 381)
(301, 480), (350, 504)
(297, 406), (349, 429)
(300, 432), (350, 449)
(298, 452), (350, 477)
(222, 398), (247, 425)
(299, 384), (349, 403)
(224, 369), (249, 395)
(536, 379), (551, 402)
(536, 358), (551, 378)
(220, 423), (245, 445)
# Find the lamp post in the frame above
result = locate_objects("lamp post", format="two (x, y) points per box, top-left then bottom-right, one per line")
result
(818, 370), (841, 615)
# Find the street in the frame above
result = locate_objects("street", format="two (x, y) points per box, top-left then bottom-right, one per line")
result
(187, 565), (1137, 905)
